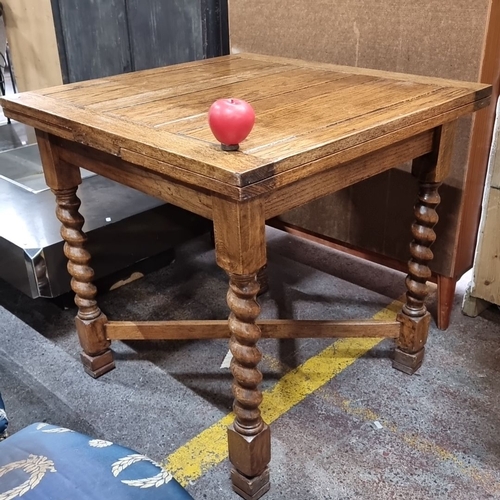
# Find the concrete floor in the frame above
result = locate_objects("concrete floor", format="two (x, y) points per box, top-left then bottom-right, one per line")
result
(1, 228), (500, 499)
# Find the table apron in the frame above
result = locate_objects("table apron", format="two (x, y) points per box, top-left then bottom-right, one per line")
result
(263, 130), (434, 219)
(56, 142), (214, 220)
(54, 128), (433, 222)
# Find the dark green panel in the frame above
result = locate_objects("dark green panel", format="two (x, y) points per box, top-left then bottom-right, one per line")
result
(127, 0), (204, 71)
(55, 0), (132, 82)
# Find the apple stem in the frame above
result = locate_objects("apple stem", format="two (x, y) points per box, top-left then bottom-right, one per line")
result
(221, 143), (239, 151)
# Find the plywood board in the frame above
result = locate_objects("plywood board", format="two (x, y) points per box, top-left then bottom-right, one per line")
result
(473, 188), (500, 305)
(2, 0), (63, 91)
(472, 99), (500, 306)
(492, 143), (500, 189)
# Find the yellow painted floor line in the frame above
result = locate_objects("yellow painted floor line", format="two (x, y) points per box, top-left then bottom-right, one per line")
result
(164, 298), (403, 487)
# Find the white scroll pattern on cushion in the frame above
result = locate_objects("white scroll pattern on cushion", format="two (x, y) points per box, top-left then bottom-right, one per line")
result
(0, 455), (56, 500)
(112, 454), (173, 488)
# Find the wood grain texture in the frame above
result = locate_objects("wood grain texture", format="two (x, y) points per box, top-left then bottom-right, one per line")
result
(239, 53), (491, 95)
(105, 319), (400, 340)
(263, 132), (434, 219)
(88, 64), (293, 112)
(53, 138), (213, 219)
(1, 54), (490, 190)
(212, 197), (265, 274)
(36, 131), (82, 190)
(412, 121), (458, 183)
(112, 68), (352, 126)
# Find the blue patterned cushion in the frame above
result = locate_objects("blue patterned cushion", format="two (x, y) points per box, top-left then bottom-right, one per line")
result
(0, 393), (7, 437)
(0, 423), (194, 499)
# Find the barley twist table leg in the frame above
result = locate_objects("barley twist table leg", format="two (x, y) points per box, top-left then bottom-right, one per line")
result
(227, 273), (270, 500)
(212, 195), (269, 498)
(54, 187), (114, 378)
(394, 181), (440, 374)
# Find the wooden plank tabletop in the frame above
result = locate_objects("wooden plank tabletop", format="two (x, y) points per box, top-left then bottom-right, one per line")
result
(1, 53), (491, 188)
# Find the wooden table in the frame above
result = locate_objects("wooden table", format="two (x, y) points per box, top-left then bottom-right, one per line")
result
(1, 54), (491, 500)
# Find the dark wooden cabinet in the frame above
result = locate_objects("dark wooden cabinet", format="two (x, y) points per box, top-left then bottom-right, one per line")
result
(51, 0), (229, 83)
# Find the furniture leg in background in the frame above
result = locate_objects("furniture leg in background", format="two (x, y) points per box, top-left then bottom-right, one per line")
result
(213, 196), (271, 500)
(436, 275), (457, 330)
(394, 121), (457, 374)
(36, 131), (115, 378)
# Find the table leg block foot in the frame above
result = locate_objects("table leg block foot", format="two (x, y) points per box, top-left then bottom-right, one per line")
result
(231, 467), (270, 500)
(80, 350), (115, 378)
(228, 423), (271, 478)
(392, 347), (425, 375)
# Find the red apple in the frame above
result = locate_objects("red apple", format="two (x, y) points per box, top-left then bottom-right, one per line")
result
(208, 98), (255, 151)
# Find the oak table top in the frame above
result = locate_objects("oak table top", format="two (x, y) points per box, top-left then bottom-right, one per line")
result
(1, 53), (490, 196)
